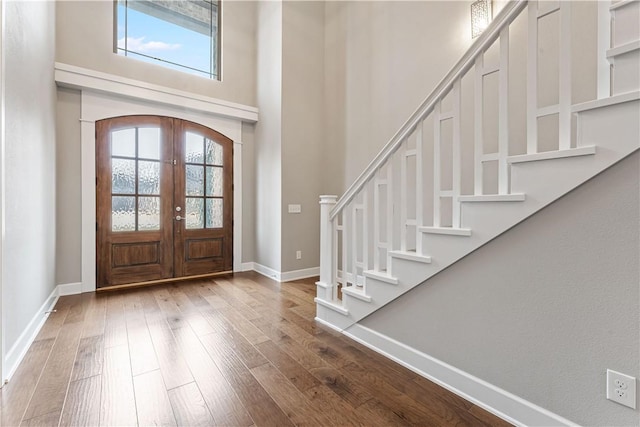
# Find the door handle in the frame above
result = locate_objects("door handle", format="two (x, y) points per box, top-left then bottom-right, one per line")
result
(175, 215), (182, 221)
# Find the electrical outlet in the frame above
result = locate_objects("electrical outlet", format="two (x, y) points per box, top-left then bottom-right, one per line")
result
(288, 204), (301, 214)
(607, 369), (636, 409)
(296, 250), (302, 260)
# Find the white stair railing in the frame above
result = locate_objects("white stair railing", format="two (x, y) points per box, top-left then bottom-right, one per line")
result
(317, 0), (626, 313)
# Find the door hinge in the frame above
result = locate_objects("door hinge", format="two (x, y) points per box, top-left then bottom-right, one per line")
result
(96, 177), (98, 186)
(96, 222), (98, 231)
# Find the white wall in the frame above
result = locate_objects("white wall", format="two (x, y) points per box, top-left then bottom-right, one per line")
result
(253, 1), (326, 275)
(362, 152), (640, 426)
(281, 1), (325, 273)
(3, 0), (57, 355)
(323, 1), (472, 195)
(254, 0), (283, 273)
(55, 87), (81, 285)
(241, 122), (256, 264)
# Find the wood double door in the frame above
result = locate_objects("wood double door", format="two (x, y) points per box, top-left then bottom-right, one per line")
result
(96, 116), (233, 288)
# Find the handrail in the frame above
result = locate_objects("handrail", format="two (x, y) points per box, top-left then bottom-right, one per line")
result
(329, 0), (528, 220)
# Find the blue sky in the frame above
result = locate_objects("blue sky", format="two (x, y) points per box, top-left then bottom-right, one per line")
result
(117, 4), (214, 78)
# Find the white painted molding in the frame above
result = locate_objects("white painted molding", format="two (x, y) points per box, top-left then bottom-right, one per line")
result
(363, 270), (399, 285)
(3, 286), (59, 383)
(314, 297), (349, 315)
(609, 0), (638, 11)
(54, 63), (258, 123)
(251, 263), (319, 283)
(572, 90), (640, 113)
(0, 0), (6, 389)
(252, 262), (281, 281)
(280, 267), (319, 282)
(606, 40), (640, 60)
(342, 323), (579, 427)
(388, 250), (432, 263)
(507, 146), (596, 164)
(458, 194), (526, 202)
(58, 282), (82, 296)
(240, 262), (255, 272)
(419, 226), (472, 236)
(341, 286), (372, 302)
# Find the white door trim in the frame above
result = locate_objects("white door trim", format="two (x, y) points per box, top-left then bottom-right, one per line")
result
(0, 0), (6, 385)
(55, 62), (258, 123)
(79, 90), (246, 292)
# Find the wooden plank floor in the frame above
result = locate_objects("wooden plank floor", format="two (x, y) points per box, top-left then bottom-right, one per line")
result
(0, 272), (512, 426)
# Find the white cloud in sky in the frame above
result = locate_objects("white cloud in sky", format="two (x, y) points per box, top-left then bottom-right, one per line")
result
(119, 36), (181, 53)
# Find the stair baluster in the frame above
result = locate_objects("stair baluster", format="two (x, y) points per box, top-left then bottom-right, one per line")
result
(415, 123), (424, 254)
(526, 1), (538, 154)
(498, 27), (510, 194)
(385, 161), (394, 275)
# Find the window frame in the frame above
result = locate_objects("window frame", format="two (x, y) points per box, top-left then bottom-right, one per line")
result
(113, 0), (222, 80)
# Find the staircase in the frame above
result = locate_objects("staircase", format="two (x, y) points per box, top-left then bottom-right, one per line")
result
(315, 0), (640, 331)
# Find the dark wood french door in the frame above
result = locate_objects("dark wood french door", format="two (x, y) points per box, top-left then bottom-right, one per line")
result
(96, 115), (233, 288)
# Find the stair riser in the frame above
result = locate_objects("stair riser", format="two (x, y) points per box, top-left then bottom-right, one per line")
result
(613, 50), (640, 96)
(611, 0), (639, 95)
(612, 0), (639, 47)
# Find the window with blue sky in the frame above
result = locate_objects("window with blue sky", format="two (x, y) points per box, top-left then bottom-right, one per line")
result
(116, 0), (220, 80)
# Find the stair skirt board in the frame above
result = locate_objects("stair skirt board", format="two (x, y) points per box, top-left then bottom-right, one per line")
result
(314, 320), (579, 427)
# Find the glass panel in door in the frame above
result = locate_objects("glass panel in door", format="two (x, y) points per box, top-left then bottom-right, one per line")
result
(184, 131), (224, 230)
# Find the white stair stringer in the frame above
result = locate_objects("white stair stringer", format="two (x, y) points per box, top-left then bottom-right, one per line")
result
(317, 97), (640, 332)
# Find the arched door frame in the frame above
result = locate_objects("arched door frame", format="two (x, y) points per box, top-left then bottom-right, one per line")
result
(80, 90), (245, 293)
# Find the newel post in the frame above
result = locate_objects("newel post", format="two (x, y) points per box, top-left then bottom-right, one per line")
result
(316, 195), (337, 301)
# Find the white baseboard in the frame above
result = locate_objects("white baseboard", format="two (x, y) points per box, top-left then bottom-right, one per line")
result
(3, 286), (59, 383)
(280, 267), (319, 282)
(252, 262), (282, 281)
(58, 282), (82, 296)
(341, 323), (578, 427)
(239, 262), (255, 272)
(2, 282), (84, 383)
(250, 263), (319, 283)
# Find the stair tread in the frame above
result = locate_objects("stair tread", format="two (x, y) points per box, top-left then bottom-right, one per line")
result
(572, 90), (639, 113)
(508, 146), (596, 164)
(419, 226), (472, 236)
(389, 250), (432, 263)
(314, 297), (349, 315)
(458, 194), (525, 202)
(341, 286), (372, 302)
(363, 270), (399, 285)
